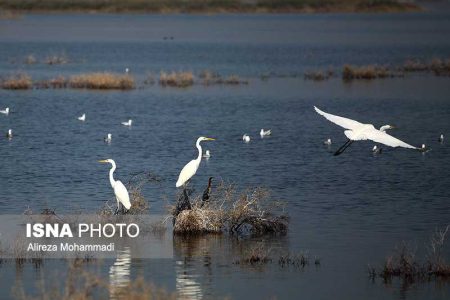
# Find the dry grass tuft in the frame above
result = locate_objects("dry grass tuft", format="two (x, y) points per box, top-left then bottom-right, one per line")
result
(35, 76), (68, 89)
(1, 73), (32, 89)
(172, 182), (288, 236)
(69, 72), (135, 90)
(342, 64), (402, 80)
(234, 243), (272, 265)
(159, 71), (194, 87)
(369, 226), (450, 284)
(13, 260), (176, 300)
(304, 69), (335, 81)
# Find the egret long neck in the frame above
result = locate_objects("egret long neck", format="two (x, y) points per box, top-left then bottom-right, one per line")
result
(109, 162), (116, 188)
(196, 140), (203, 163)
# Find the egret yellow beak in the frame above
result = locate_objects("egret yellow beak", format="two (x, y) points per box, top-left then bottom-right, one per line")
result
(205, 138), (215, 141)
(98, 160), (108, 163)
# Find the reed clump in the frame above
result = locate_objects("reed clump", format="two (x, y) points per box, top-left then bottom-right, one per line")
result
(69, 72), (135, 90)
(369, 226), (450, 284)
(159, 71), (194, 88)
(35, 76), (68, 89)
(304, 69), (335, 81)
(12, 259), (176, 300)
(1, 73), (32, 89)
(342, 64), (402, 80)
(172, 183), (288, 236)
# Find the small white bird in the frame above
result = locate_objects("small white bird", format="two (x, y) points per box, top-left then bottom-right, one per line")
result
(314, 106), (420, 156)
(438, 134), (444, 143)
(78, 113), (86, 121)
(203, 150), (211, 158)
(121, 119), (132, 127)
(98, 159), (131, 214)
(372, 145), (382, 154)
(104, 133), (112, 143)
(6, 129), (12, 139)
(176, 137), (215, 188)
(260, 129), (271, 137)
(0, 107), (9, 115)
(243, 134), (251, 143)
(324, 138), (332, 145)
(125, 68), (129, 74)
(419, 144), (428, 152)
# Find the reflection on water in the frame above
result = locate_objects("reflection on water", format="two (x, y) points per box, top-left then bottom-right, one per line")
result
(109, 247), (131, 299)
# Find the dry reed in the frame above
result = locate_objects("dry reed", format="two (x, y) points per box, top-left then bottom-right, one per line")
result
(69, 72), (135, 90)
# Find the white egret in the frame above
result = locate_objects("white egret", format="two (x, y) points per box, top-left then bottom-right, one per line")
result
(242, 134), (251, 143)
(104, 133), (112, 143)
(324, 138), (332, 145)
(260, 129), (271, 137)
(78, 113), (86, 121)
(372, 145), (382, 154)
(98, 159), (131, 214)
(176, 137), (215, 188)
(438, 134), (444, 143)
(0, 107), (9, 115)
(125, 68), (129, 74)
(314, 106), (420, 156)
(6, 129), (12, 139)
(121, 119), (132, 127)
(203, 150), (211, 158)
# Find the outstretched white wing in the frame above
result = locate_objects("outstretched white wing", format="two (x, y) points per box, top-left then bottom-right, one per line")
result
(366, 129), (417, 149)
(314, 106), (364, 130)
(114, 180), (131, 209)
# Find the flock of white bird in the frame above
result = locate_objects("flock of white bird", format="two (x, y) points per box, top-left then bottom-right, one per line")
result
(1, 104), (444, 214)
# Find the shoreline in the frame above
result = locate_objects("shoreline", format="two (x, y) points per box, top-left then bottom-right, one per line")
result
(0, 2), (422, 15)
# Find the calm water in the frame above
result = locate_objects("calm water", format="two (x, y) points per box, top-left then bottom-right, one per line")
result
(0, 12), (450, 300)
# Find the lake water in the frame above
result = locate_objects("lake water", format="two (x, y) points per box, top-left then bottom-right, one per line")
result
(0, 12), (449, 300)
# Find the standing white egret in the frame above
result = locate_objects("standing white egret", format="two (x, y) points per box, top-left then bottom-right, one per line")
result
(78, 113), (86, 121)
(260, 129), (271, 137)
(0, 107), (9, 115)
(323, 138), (332, 145)
(104, 133), (112, 143)
(176, 137), (215, 188)
(438, 134), (444, 143)
(314, 106), (420, 156)
(203, 150), (211, 158)
(6, 129), (12, 139)
(98, 159), (131, 214)
(242, 134), (251, 143)
(121, 119), (132, 127)
(125, 68), (129, 74)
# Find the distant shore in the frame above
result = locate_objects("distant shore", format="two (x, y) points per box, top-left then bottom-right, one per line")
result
(0, 0), (421, 14)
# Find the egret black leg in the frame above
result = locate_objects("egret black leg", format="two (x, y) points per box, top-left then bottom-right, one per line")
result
(334, 139), (353, 156)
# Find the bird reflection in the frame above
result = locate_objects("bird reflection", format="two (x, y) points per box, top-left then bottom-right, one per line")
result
(109, 247), (131, 299)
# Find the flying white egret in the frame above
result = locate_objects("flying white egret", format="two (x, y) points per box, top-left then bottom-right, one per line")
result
(242, 134), (251, 143)
(260, 129), (271, 137)
(78, 113), (86, 121)
(324, 138), (332, 145)
(0, 107), (9, 115)
(438, 134), (444, 143)
(372, 145), (382, 154)
(203, 150), (211, 158)
(121, 119), (132, 126)
(98, 159), (131, 214)
(104, 133), (112, 143)
(314, 106), (420, 156)
(176, 137), (215, 188)
(6, 129), (12, 139)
